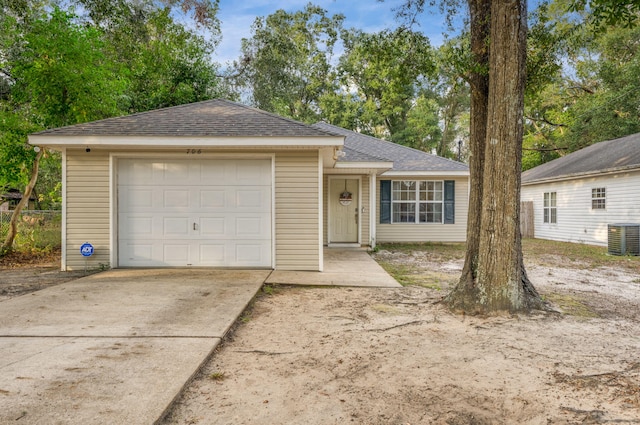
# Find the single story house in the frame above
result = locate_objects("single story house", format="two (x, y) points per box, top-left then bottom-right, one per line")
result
(29, 99), (469, 271)
(521, 132), (640, 246)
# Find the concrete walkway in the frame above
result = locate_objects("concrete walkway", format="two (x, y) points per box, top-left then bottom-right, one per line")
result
(267, 248), (401, 287)
(0, 269), (267, 425)
(0, 251), (398, 424)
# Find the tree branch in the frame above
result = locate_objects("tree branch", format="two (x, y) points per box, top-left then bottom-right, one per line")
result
(525, 115), (567, 127)
(522, 146), (567, 152)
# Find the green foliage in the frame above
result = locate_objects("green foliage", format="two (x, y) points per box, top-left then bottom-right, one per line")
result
(337, 28), (436, 144)
(122, 8), (222, 112)
(236, 3), (344, 123)
(569, 0), (640, 29)
(0, 211), (61, 253)
(523, 1), (640, 169)
(10, 8), (128, 127)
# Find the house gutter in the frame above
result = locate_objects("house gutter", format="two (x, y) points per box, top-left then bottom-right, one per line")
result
(522, 164), (640, 186)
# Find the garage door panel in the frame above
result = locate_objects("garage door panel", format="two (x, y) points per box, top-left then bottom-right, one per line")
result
(163, 217), (190, 236)
(120, 216), (153, 236)
(118, 158), (272, 267)
(199, 190), (226, 208)
(120, 189), (153, 209)
(163, 190), (190, 208)
(234, 243), (270, 265)
(235, 160), (272, 184)
(163, 244), (190, 262)
(199, 217), (226, 236)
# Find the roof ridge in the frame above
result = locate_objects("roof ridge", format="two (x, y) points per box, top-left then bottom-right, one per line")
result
(32, 99), (221, 135)
(33, 99), (341, 137)
(314, 121), (466, 165)
(221, 102), (341, 137)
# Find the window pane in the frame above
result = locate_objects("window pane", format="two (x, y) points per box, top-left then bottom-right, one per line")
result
(392, 202), (415, 223)
(591, 187), (605, 209)
(393, 181), (415, 201)
(419, 203), (443, 223)
(419, 180), (443, 201)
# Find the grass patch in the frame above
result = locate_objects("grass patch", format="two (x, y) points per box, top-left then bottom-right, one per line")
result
(543, 293), (600, 318)
(376, 261), (420, 286)
(522, 239), (640, 273)
(376, 260), (454, 289)
(208, 371), (226, 381)
(376, 242), (466, 262)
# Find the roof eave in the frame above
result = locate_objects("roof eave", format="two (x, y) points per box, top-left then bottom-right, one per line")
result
(522, 164), (640, 185)
(381, 170), (470, 177)
(28, 135), (344, 148)
(335, 161), (394, 169)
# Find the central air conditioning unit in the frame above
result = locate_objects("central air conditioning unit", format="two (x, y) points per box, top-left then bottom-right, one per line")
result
(607, 224), (640, 256)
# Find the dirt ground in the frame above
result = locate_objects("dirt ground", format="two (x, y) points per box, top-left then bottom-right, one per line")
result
(2, 244), (639, 424)
(0, 249), (95, 301)
(162, 245), (640, 425)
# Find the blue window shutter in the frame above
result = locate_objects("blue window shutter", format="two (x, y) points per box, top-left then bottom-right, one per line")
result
(444, 180), (455, 224)
(380, 180), (391, 224)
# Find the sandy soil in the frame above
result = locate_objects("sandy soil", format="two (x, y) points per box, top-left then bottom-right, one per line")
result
(162, 248), (640, 425)
(3, 246), (639, 424)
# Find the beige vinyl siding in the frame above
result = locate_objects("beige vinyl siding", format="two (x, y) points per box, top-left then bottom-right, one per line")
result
(275, 151), (320, 270)
(65, 149), (111, 270)
(521, 170), (640, 246)
(376, 176), (469, 243)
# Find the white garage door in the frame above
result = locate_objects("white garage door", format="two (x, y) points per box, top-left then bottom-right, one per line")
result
(117, 158), (272, 267)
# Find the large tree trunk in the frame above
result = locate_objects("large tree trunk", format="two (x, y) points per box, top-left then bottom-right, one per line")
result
(445, 0), (490, 309)
(0, 148), (44, 256)
(446, 0), (544, 313)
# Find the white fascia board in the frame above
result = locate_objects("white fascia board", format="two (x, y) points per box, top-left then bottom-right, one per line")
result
(28, 135), (344, 148)
(522, 166), (640, 186)
(381, 170), (470, 177)
(335, 161), (393, 169)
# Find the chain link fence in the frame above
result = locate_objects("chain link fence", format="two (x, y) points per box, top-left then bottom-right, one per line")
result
(0, 210), (62, 250)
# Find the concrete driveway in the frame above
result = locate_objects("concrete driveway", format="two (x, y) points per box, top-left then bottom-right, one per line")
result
(0, 269), (268, 425)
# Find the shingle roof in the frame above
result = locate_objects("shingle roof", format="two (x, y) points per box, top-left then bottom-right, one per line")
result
(522, 132), (640, 184)
(32, 99), (340, 138)
(312, 122), (469, 172)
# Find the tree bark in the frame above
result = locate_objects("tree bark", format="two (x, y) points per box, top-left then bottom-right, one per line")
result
(445, 0), (490, 309)
(0, 148), (44, 256)
(446, 0), (544, 313)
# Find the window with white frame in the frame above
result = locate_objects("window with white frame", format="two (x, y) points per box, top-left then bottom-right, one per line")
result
(592, 187), (606, 209)
(392, 180), (443, 223)
(543, 191), (557, 224)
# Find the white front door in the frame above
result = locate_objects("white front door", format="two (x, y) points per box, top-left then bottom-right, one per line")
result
(329, 178), (359, 244)
(117, 158), (272, 267)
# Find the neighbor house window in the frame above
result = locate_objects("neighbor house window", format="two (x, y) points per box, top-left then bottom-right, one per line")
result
(543, 192), (557, 224)
(592, 187), (606, 209)
(391, 180), (443, 223)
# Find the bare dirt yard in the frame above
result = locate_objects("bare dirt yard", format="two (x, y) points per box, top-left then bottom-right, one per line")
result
(2, 241), (639, 424)
(162, 240), (640, 425)
(0, 249), (94, 301)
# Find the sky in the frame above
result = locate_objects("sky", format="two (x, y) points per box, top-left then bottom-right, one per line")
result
(213, 0), (463, 66)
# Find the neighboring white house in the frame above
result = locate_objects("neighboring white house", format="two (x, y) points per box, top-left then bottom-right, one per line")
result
(521, 132), (640, 246)
(29, 99), (469, 271)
